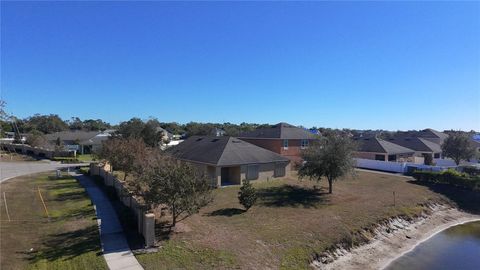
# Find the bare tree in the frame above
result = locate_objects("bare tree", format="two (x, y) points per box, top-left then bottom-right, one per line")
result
(298, 134), (357, 194)
(137, 155), (213, 227)
(98, 137), (147, 181)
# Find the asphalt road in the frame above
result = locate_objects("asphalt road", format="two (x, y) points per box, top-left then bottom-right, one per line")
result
(0, 161), (87, 182)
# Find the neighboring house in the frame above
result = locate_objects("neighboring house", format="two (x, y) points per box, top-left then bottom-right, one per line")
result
(393, 128), (449, 145)
(237, 122), (318, 166)
(78, 130), (115, 154)
(415, 128), (449, 145)
(167, 136), (291, 187)
(1, 132), (27, 143)
(45, 130), (113, 154)
(386, 136), (443, 162)
(212, 127), (226, 137)
(353, 137), (417, 162)
(156, 127), (173, 142)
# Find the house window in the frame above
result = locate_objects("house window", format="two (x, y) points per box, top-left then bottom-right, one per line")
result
(246, 165), (259, 180)
(434, 153), (440, 159)
(283, 139), (289, 149)
(301, 139), (309, 149)
(375, 155), (385, 161)
(388, 155), (396, 161)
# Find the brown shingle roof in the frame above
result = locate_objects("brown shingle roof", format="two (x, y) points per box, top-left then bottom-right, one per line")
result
(167, 136), (290, 166)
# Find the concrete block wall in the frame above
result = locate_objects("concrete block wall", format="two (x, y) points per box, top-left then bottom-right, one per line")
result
(89, 163), (155, 247)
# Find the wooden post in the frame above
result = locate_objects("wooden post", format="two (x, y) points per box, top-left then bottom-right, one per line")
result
(393, 191), (396, 207)
(38, 187), (50, 219)
(3, 192), (11, 221)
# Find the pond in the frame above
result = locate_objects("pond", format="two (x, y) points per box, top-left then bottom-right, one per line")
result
(385, 221), (480, 270)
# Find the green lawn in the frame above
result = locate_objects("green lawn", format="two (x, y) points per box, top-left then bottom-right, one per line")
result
(0, 173), (107, 270)
(136, 171), (452, 270)
(77, 154), (95, 162)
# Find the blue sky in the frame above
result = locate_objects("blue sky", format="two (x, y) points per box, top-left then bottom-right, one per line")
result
(1, 1), (479, 131)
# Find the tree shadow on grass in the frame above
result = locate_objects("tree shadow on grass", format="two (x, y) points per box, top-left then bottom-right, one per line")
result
(257, 184), (330, 208)
(408, 180), (480, 214)
(155, 220), (172, 242)
(54, 190), (87, 202)
(25, 225), (102, 263)
(207, 208), (246, 217)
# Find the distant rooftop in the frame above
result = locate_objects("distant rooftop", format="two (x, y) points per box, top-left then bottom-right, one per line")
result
(238, 122), (317, 140)
(167, 136), (290, 166)
(354, 137), (415, 154)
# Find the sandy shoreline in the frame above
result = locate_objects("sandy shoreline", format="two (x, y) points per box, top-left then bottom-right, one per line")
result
(312, 205), (480, 270)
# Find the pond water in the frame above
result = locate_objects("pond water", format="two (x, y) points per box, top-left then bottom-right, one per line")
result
(385, 221), (480, 270)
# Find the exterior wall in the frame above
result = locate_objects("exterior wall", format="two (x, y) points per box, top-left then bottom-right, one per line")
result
(240, 138), (282, 154)
(178, 159), (291, 187)
(354, 151), (386, 160)
(240, 138), (313, 169)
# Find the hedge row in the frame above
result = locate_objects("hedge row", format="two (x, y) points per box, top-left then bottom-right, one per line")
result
(412, 169), (480, 191)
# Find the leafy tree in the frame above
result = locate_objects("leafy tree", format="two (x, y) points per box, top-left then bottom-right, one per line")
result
(160, 122), (185, 135)
(137, 156), (213, 226)
(82, 119), (111, 131)
(238, 180), (257, 211)
(23, 114), (68, 134)
(141, 119), (163, 147)
(116, 118), (145, 139)
(68, 117), (84, 130)
(298, 134), (357, 194)
(116, 118), (163, 147)
(98, 137), (147, 181)
(442, 134), (476, 165)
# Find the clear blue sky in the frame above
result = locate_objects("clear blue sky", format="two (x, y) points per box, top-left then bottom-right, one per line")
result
(1, 1), (479, 131)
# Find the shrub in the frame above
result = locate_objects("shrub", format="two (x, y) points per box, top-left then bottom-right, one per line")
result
(238, 180), (257, 211)
(463, 166), (480, 177)
(412, 169), (480, 191)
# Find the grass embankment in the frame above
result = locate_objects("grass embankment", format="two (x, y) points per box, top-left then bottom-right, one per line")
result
(136, 171), (451, 269)
(0, 173), (107, 270)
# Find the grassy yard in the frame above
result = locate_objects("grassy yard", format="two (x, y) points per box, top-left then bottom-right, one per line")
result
(0, 173), (107, 270)
(136, 171), (451, 270)
(77, 154), (95, 162)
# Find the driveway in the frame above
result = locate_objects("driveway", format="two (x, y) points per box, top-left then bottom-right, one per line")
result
(0, 161), (87, 182)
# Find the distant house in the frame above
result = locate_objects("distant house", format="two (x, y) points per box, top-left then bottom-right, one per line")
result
(156, 127), (173, 142)
(212, 127), (226, 137)
(385, 136), (443, 161)
(1, 131), (27, 143)
(353, 137), (416, 162)
(167, 136), (290, 187)
(45, 130), (114, 154)
(413, 128), (449, 145)
(237, 122), (318, 165)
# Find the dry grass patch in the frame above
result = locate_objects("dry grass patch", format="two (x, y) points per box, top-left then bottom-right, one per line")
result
(137, 171), (449, 269)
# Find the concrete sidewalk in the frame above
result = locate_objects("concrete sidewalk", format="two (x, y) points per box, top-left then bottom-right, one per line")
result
(74, 173), (144, 270)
